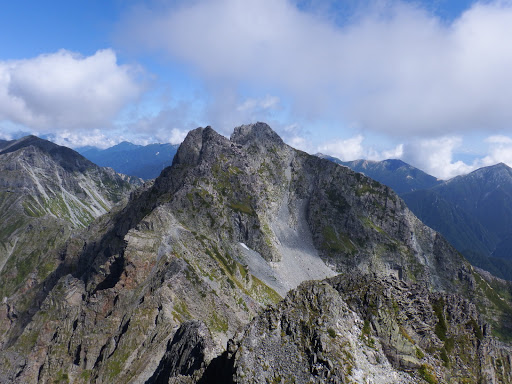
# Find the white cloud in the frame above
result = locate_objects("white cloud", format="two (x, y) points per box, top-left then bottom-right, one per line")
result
(50, 129), (120, 149)
(119, 0), (512, 137)
(316, 134), (403, 162)
(237, 95), (280, 113)
(318, 135), (365, 160)
(0, 49), (142, 130)
(199, 90), (285, 135)
(47, 126), (188, 148)
(402, 137), (475, 179)
(480, 135), (512, 167)
(382, 143), (404, 159)
(485, 135), (512, 145)
(167, 128), (188, 144)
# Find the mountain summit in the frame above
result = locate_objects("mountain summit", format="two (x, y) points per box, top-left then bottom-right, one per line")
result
(0, 125), (511, 383)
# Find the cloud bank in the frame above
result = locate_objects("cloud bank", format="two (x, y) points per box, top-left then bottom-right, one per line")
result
(119, 0), (512, 137)
(0, 49), (142, 131)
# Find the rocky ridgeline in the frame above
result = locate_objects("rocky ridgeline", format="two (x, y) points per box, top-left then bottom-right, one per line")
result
(0, 124), (511, 383)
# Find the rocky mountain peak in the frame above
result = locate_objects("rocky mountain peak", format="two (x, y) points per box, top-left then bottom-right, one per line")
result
(230, 122), (285, 148)
(381, 158), (409, 171)
(172, 126), (231, 168)
(481, 162), (512, 179)
(0, 135), (95, 173)
(0, 135), (58, 155)
(172, 127), (205, 166)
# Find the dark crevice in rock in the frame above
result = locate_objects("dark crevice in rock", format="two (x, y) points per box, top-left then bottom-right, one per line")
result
(94, 344), (107, 369)
(92, 253), (125, 294)
(198, 351), (234, 384)
(74, 344), (82, 366)
(145, 320), (215, 384)
(37, 364), (44, 382)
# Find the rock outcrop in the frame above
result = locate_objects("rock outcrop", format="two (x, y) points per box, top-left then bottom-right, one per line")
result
(226, 273), (512, 383)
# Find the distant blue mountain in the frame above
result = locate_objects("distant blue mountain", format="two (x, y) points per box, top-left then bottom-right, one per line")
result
(316, 155), (442, 195)
(402, 163), (512, 280)
(77, 141), (179, 180)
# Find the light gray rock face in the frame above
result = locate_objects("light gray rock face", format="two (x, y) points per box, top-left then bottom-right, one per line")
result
(0, 124), (510, 383)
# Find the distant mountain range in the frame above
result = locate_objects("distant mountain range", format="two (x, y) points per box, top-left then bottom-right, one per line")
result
(320, 154), (512, 280)
(77, 141), (179, 180)
(316, 155), (442, 194)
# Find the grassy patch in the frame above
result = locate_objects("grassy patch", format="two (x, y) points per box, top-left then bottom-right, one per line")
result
(418, 364), (437, 384)
(433, 298), (447, 341)
(228, 201), (255, 216)
(209, 311), (228, 333)
(321, 226), (356, 255)
(467, 318), (483, 340)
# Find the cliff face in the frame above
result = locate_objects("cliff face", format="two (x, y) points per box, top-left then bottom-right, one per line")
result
(0, 125), (510, 383)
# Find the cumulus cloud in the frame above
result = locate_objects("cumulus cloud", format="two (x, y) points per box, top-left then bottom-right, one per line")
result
(316, 134), (404, 162)
(237, 95), (281, 113)
(0, 49), (142, 130)
(200, 90), (284, 135)
(49, 129), (120, 149)
(318, 135), (366, 160)
(118, 0), (512, 137)
(278, 123), (314, 152)
(402, 137), (475, 179)
(480, 135), (512, 167)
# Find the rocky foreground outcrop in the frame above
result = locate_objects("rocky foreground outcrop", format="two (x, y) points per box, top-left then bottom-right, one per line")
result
(0, 124), (511, 383)
(222, 272), (512, 383)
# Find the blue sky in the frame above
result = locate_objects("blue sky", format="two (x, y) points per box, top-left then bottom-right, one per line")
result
(1, 0), (512, 178)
